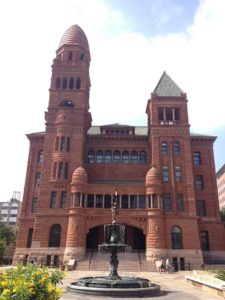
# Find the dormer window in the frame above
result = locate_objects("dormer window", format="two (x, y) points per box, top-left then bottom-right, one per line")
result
(101, 124), (134, 135)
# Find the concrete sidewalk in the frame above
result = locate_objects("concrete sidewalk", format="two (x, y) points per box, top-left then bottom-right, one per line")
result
(60, 270), (223, 300)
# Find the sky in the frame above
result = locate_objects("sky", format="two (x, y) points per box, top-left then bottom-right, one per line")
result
(0, 0), (224, 201)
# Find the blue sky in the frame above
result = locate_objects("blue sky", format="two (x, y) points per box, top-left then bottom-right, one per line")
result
(0, 0), (224, 200)
(105, 0), (199, 36)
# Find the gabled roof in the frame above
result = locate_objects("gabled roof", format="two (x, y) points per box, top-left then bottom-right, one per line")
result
(153, 71), (184, 97)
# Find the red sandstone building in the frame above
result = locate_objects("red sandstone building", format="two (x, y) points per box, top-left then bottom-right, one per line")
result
(14, 25), (225, 268)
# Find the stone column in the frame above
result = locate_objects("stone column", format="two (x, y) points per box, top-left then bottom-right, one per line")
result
(64, 208), (86, 263)
(146, 216), (166, 261)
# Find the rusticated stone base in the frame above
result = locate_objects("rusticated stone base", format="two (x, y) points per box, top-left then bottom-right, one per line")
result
(13, 247), (86, 266)
(63, 247), (86, 264)
(13, 247), (65, 266)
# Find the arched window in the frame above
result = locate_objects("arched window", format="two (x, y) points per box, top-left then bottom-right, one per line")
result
(62, 77), (67, 89)
(113, 151), (121, 163)
(131, 151), (138, 164)
(68, 51), (73, 61)
(162, 142), (168, 155)
(49, 224), (61, 247)
(76, 77), (81, 89)
(105, 151), (112, 163)
(38, 150), (44, 163)
(59, 100), (74, 107)
(96, 151), (104, 163)
(69, 77), (74, 89)
(139, 151), (146, 164)
(87, 151), (95, 163)
(174, 142), (180, 155)
(122, 151), (129, 163)
(55, 77), (61, 89)
(171, 226), (183, 249)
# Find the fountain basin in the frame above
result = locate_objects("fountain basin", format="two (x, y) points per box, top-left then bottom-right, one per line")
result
(67, 276), (161, 297)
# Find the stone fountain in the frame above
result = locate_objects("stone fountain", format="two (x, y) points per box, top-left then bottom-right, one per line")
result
(67, 188), (161, 297)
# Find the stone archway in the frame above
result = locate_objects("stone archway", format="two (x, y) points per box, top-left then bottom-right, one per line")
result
(125, 225), (146, 250)
(86, 224), (145, 251)
(86, 225), (104, 250)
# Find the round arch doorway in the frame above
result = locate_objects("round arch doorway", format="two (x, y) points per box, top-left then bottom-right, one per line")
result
(86, 225), (145, 251)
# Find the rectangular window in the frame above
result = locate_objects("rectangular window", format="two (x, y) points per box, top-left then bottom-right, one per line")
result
(174, 108), (180, 120)
(130, 195), (137, 209)
(162, 166), (169, 182)
(195, 175), (204, 190)
(175, 166), (182, 182)
(96, 194), (103, 208)
(201, 231), (209, 251)
(31, 197), (38, 213)
(60, 137), (66, 151)
(104, 195), (111, 208)
(53, 162), (57, 179)
(138, 195), (146, 209)
(121, 195), (129, 209)
(166, 108), (173, 121)
(50, 191), (57, 208)
(177, 193), (185, 211)
(87, 194), (94, 208)
(55, 137), (59, 151)
(158, 108), (164, 121)
(67, 137), (70, 152)
(164, 193), (171, 211)
(197, 200), (206, 216)
(27, 228), (33, 248)
(35, 172), (41, 187)
(60, 191), (67, 208)
(64, 163), (68, 179)
(58, 162), (63, 178)
(68, 51), (73, 60)
(193, 152), (201, 165)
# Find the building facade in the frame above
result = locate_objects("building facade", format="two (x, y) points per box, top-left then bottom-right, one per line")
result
(13, 25), (225, 268)
(217, 164), (225, 210)
(0, 191), (22, 227)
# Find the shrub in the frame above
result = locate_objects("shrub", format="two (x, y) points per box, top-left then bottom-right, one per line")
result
(215, 269), (225, 282)
(0, 264), (64, 299)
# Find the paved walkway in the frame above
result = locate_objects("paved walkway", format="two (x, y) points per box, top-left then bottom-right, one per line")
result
(60, 270), (223, 300)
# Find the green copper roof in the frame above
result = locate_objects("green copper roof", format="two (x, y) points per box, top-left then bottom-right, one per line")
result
(153, 71), (184, 96)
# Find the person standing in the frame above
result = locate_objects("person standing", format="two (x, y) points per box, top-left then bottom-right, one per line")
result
(166, 257), (170, 271)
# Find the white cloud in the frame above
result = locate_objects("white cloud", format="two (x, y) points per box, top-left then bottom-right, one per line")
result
(0, 0), (224, 200)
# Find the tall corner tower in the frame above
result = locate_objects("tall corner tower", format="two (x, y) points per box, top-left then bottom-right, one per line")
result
(44, 25), (92, 187)
(145, 71), (202, 262)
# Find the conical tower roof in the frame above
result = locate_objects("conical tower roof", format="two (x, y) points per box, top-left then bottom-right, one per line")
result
(59, 24), (89, 51)
(153, 71), (183, 97)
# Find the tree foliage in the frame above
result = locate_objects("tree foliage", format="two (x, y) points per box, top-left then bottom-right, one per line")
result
(220, 208), (225, 222)
(0, 221), (17, 264)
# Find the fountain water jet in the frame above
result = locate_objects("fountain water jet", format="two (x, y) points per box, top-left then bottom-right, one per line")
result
(67, 187), (161, 297)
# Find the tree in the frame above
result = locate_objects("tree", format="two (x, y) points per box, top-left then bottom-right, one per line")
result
(0, 240), (7, 264)
(0, 224), (16, 246)
(220, 208), (225, 222)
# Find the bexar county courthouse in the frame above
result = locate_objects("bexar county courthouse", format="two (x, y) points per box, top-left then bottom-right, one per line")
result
(13, 25), (225, 268)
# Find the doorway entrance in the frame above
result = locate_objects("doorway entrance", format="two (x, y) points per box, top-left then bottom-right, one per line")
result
(86, 225), (145, 251)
